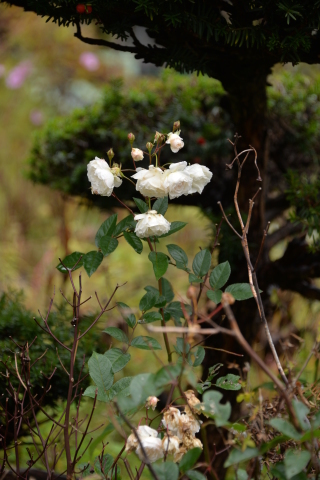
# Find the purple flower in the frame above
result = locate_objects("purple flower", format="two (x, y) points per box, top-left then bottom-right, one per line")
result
(30, 110), (44, 126)
(79, 52), (100, 71)
(6, 61), (32, 89)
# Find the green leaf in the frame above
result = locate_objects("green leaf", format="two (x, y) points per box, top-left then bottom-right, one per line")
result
(175, 337), (190, 354)
(126, 373), (159, 408)
(202, 390), (231, 427)
(167, 244), (188, 267)
(94, 453), (113, 477)
(224, 447), (260, 468)
(225, 283), (259, 301)
(237, 470), (249, 480)
(292, 399), (310, 431)
(207, 290), (222, 304)
(269, 418), (302, 440)
(142, 311), (163, 323)
(88, 352), (114, 394)
(56, 251), (84, 273)
(153, 196), (168, 215)
(113, 214), (135, 237)
(139, 290), (158, 311)
(159, 221), (187, 238)
(117, 302), (136, 328)
(148, 251), (169, 280)
(154, 462), (178, 480)
(209, 261), (231, 289)
(95, 214), (117, 247)
(108, 376), (132, 401)
(123, 231), (143, 254)
(104, 348), (131, 373)
(189, 273), (203, 283)
(77, 463), (91, 478)
(186, 471), (207, 480)
(99, 235), (118, 257)
(192, 249), (211, 277)
(154, 364), (182, 388)
(164, 301), (190, 324)
(83, 385), (108, 402)
(133, 197), (148, 213)
(216, 374), (241, 391)
(103, 327), (129, 344)
(284, 449), (311, 478)
(160, 277), (174, 303)
(83, 251), (104, 277)
(179, 448), (202, 473)
(192, 346), (205, 367)
(131, 336), (162, 350)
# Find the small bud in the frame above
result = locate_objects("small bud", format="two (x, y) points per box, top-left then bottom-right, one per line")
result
(145, 396), (159, 411)
(107, 148), (114, 161)
(186, 285), (197, 299)
(154, 131), (164, 142)
(221, 292), (235, 305)
(128, 132), (135, 143)
(172, 120), (180, 132)
(146, 142), (153, 152)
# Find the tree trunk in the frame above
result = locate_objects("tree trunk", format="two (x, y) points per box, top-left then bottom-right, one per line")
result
(201, 64), (272, 478)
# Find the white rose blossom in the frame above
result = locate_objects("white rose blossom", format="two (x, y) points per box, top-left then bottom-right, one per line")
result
(177, 412), (201, 439)
(162, 407), (181, 434)
(87, 157), (122, 196)
(166, 132), (184, 153)
(131, 148), (144, 162)
(136, 436), (164, 463)
(162, 435), (180, 455)
(163, 162), (193, 199)
(131, 165), (167, 198)
(134, 210), (170, 238)
(184, 164), (212, 194)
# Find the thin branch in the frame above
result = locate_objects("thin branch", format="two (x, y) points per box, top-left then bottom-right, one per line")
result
(254, 221), (271, 271)
(217, 202), (242, 239)
(74, 21), (137, 53)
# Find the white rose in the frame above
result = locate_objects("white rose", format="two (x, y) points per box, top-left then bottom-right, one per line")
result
(162, 435), (180, 455)
(184, 164), (212, 194)
(131, 148), (144, 162)
(125, 425), (159, 454)
(162, 407), (181, 434)
(131, 165), (167, 198)
(177, 413), (201, 439)
(87, 157), (122, 196)
(134, 210), (171, 238)
(163, 162), (193, 199)
(136, 425), (158, 438)
(136, 436), (164, 463)
(166, 132), (184, 153)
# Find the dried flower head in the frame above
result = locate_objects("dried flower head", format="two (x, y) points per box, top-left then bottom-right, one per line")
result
(162, 407), (181, 433)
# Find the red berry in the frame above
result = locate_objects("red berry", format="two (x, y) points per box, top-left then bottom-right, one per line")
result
(76, 4), (86, 13)
(197, 136), (206, 145)
(86, 5), (92, 13)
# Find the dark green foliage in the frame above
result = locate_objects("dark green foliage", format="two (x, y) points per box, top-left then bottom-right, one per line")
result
(0, 291), (105, 422)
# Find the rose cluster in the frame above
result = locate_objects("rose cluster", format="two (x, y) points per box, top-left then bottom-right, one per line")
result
(125, 390), (203, 464)
(86, 128), (212, 239)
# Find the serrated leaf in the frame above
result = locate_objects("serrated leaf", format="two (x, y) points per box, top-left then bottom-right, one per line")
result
(113, 214), (135, 237)
(161, 277), (174, 302)
(133, 197), (148, 213)
(139, 290), (158, 311)
(189, 273), (203, 283)
(192, 249), (211, 277)
(164, 301), (190, 324)
(117, 302), (136, 328)
(269, 418), (302, 440)
(142, 311), (163, 323)
(192, 346), (205, 367)
(179, 448), (202, 473)
(209, 261), (231, 289)
(123, 231), (143, 254)
(88, 352), (114, 394)
(131, 336), (162, 350)
(104, 348), (131, 373)
(216, 374), (241, 391)
(224, 447), (259, 468)
(284, 449), (310, 478)
(158, 221), (187, 237)
(154, 462), (178, 480)
(186, 470), (206, 480)
(148, 251), (169, 280)
(108, 376), (132, 401)
(56, 251), (84, 273)
(154, 364), (182, 388)
(83, 385), (108, 402)
(103, 327), (129, 344)
(207, 289), (222, 304)
(153, 196), (168, 215)
(83, 251), (104, 277)
(99, 235), (118, 257)
(167, 244), (188, 267)
(95, 214), (117, 247)
(225, 283), (261, 301)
